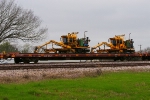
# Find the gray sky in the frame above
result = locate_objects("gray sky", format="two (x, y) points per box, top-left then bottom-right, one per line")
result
(15, 0), (150, 51)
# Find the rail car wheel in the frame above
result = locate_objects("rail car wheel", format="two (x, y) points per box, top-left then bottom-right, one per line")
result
(34, 58), (39, 63)
(120, 57), (125, 61)
(126, 57), (132, 61)
(22, 58), (30, 63)
(114, 58), (118, 61)
(14, 58), (20, 64)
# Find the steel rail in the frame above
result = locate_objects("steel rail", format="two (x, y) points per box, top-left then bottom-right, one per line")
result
(0, 62), (150, 70)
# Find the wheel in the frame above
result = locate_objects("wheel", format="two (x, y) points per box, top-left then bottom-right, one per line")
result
(22, 58), (30, 64)
(14, 58), (20, 64)
(120, 57), (125, 61)
(34, 58), (39, 63)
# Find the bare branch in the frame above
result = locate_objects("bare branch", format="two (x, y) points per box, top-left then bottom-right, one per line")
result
(0, 0), (48, 43)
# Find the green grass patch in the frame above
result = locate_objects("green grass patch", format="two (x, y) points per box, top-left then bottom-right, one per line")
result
(0, 72), (150, 100)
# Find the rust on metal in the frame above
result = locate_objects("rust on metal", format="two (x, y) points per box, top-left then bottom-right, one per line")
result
(11, 54), (15, 57)
(76, 54), (78, 56)
(28, 54), (32, 57)
(0, 53), (3, 58)
(0, 52), (150, 63)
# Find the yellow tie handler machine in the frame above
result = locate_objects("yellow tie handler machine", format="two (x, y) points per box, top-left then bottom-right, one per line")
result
(91, 34), (135, 53)
(34, 33), (134, 54)
(34, 32), (90, 53)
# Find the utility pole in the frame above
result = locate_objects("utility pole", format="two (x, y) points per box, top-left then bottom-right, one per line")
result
(138, 45), (142, 53)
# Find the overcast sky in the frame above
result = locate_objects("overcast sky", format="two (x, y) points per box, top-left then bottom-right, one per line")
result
(15, 0), (150, 51)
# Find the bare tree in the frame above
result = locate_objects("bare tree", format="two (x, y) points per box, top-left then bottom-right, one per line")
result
(0, 0), (48, 43)
(142, 47), (150, 53)
(17, 43), (35, 53)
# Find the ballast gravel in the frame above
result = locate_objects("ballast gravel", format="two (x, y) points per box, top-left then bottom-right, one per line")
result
(0, 66), (150, 83)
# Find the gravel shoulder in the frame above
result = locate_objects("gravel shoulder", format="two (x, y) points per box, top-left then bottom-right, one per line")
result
(0, 66), (150, 83)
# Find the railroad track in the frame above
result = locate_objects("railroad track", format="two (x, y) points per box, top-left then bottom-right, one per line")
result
(0, 61), (150, 70)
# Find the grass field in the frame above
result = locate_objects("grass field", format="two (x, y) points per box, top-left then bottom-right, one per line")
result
(0, 71), (150, 100)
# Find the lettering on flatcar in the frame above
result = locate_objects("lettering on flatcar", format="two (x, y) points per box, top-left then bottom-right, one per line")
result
(62, 55), (66, 57)
(44, 55), (52, 57)
(128, 54), (130, 56)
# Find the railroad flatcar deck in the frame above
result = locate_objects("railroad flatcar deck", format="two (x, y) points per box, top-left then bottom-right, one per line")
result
(0, 52), (149, 63)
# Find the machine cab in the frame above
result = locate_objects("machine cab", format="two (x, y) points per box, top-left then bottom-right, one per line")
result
(61, 35), (68, 44)
(109, 38), (123, 46)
